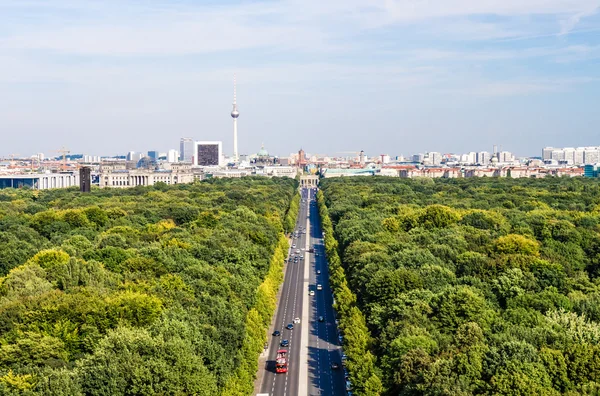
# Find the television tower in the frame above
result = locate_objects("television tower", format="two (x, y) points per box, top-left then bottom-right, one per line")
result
(231, 74), (240, 162)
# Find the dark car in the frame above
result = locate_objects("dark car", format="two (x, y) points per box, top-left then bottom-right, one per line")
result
(318, 316), (325, 322)
(273, 330), (281, 337)
(280, 339), (289, 347)
(286, 323), (294, 330)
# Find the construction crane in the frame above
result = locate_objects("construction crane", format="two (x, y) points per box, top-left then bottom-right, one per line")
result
(7, 154), (20, 168)
(55, 147), (70, 171)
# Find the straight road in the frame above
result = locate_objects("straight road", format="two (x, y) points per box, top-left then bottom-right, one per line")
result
(259, 187), (345, 396)
(306, 189), (347, 396)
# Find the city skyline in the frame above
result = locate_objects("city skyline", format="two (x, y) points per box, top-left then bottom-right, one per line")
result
(1, 1), (599, 157)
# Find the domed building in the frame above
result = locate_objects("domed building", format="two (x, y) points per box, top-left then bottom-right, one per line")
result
(136, 156), (158, 170)
(254, 143), (273, 165)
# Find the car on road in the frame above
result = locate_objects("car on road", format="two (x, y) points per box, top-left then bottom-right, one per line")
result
(292, 244), (296, 249)
(346, 380), (352, 391)
(293, 317), (301, 324)
(286, 323), (294, 330)
(338, 335), (344, 344)
(317, 284), (323, 291)
(316, 269), (321, 274)
(315, 252), (319, 256)
(300, 255), (304, 259)
(280, 339), (290, 347)
(273, 330), (281, 337)
(331, 362), (340, 370)
(341, 353), (347, 362)
(309, 290), (315, 296)
(296, 249), (301, 254)
(318, 316), (324, 322)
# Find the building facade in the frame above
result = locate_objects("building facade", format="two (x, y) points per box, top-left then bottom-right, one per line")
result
(0, 172), (79, 190)
(99, 168), (194, 188)
(194, 141), (223, 167)
(180, 138), (194, 162)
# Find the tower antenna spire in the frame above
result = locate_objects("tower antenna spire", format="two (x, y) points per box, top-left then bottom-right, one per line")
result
(233, 73), (237, 104)
(231, 73), (240, 162)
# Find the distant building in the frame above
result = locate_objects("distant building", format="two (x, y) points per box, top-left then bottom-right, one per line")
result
(0, 172), (79, 190)
(427, 152), (442, 165)
(543, 146), (600, 165)
(412, 153), (424, 163)
(99, 164), (194, 188)
(584, 164), (599, 178)
(194, 141), (223, 167)
(147, 151), (159, 160)
(584, 149), (599, 164)
(477, 151), (491, 165)
(542, 147), (554, 161)
(180, 138), (194, 162)
(167, 149), (179, 163)
(80, 167), (92, 193)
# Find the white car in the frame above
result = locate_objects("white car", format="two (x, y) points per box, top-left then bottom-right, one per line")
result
(317, 284), (323, 291)
(309, 290), (315, 296)
(293, 317), (301, 324)
(292, 244), (296, 249)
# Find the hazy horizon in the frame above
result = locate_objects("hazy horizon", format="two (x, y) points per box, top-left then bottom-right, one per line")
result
(1, 0), (599, 158)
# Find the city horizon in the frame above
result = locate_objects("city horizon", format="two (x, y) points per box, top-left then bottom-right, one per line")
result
(2, 1), (599, 158)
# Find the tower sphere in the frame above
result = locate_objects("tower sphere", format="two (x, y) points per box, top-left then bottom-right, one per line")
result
(231, 109), (239, 118)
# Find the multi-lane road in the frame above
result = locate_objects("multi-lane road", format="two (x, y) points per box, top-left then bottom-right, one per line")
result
(259, 187), (346, 396)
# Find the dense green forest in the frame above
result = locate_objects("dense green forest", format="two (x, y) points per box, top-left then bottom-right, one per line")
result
(320, 177), (600, 395)
(0, 178), (297, 395)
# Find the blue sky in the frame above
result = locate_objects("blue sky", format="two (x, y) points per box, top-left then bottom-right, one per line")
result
(1, 0), (599, 158)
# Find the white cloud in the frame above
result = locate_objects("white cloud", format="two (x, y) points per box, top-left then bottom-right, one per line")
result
(0, 0), (598, 56)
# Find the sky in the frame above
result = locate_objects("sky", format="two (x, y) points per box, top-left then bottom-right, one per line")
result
(1, 0), (599, 158)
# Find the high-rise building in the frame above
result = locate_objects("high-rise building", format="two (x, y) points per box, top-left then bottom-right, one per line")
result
(427, 152), (442, 165)
(79, 167), (91, 193)
(167, 149), (179, 163)
(584, 149), (599, 164)
(147, 151), (159, 160)
(126, 151), (137, 161)
(542, 147), (554, 161)
(412, 153), (424, 163)
(194, 141), (223, 167)
(562, 148), (575, 164)
(180, 138), (194, 162)
(231, 74), (240, 162)
(574, 148), (585, 164)
(551, 150), (565, 161)
(477, 151), (491, 165)
(499, 151), (514, 162)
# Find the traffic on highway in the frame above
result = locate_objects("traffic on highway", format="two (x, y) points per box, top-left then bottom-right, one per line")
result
(259, 187), (347, 396)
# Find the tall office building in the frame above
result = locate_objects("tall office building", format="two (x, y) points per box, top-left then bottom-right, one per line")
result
(574, 148), (585, 164)
(428, 152), (442, 165)
(79, 167), (92, 193)
(477, 151), (491, 165)
(167, 149), (179, 163)
(194, 141), (223, 167)
(585, 149), (600, 164)
(147, 151), (159, 160)
(542, 147), (554, 161)
(180, 138), (194, 162)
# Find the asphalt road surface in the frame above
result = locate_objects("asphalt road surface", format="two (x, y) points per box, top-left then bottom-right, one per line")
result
(259, 187), (346, 396)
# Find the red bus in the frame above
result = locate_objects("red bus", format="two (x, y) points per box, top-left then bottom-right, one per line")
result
(276, 349), (288, 373)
